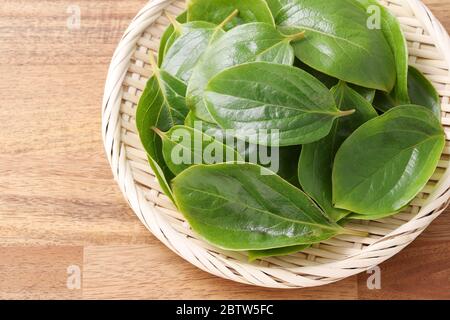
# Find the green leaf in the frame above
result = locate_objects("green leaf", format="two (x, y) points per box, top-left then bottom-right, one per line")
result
(273, 0), (396, 91)
(172, 163), (362, 251)
(148, 156), (174, 202)
(333, 105), (445, 216)
(187, 0), (274, 30)
(372, 90), (396, 113)
(187, 22), (301, 122)
(275, 147), (302, 187)
(204, 62), (352, 146)
(158, 11), (187, 66)
(185, 111), (223, 137)
(185, 112), (251, 155)
(265, 0), (284, 18)
(185, 112), (301, 185)
(184, 112), (256, 160)
(156, 125), (243, 175)
(407, 66), (441, 120)
(299, 82), (378, 221)
(161, 21), (225, 82)
(295, 59), (376, 103)
(346, 210), (404, 221)
(136, 61), (190, 201)
(294, 59), (338, 89)
(330, 82), (379, 142)
(350, 85), (376, 104)
(356, 0), (409, 104)
(248, 244), (309, 261)
(373, 66), (441, 119)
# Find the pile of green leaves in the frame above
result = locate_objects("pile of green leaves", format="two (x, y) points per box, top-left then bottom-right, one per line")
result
(136, 0), (445, 260)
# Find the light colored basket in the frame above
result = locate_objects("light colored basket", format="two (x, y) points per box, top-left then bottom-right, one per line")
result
(102, 0), (450, 288)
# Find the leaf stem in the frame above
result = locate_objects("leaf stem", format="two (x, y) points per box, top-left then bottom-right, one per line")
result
(338, 109), (356, 117)
(148, 52), (160, 76)
(152, 127), (166, 139)
(217, 9), (239, 30)
(286, 30), (306, 42)
(165, 12), (182, 35)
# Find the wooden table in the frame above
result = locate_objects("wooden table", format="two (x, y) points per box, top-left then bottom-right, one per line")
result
(1, 0), (449, 300)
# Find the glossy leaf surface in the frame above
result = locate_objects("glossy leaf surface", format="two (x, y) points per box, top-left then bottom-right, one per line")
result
(346, 209), (404, 221)
(357, 0), (409, 104)
(333, 105), (445, 215)
(158, 125), (243, 175)
(295, 60), (375, 103)
(187, 23), (299, 122)
(187, 0), (274, 30)
(272, 0), (396, 91)
(248, 244), (309, 261)
(158, 12), (187, 66)
(185, 112), (301, 185)
(172, 163), (353, 251)
(136, 67), (190, 200)
(161, 21), (224, 83)
(350, 85), (376, 104)
(408, 66), (441, 119)
(204, 62), (349, 146)
(294, 59), (338, 89)
(374, 66), (441, 119)
(299, 82), (378, 221)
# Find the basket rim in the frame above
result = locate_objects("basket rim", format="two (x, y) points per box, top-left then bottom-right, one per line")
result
(102, 0), (450, 288)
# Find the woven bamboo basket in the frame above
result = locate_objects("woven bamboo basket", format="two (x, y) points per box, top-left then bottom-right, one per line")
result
(102, 0), (450, 288)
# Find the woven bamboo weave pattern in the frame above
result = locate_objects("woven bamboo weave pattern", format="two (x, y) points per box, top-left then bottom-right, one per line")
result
(102, 0), (450, 288)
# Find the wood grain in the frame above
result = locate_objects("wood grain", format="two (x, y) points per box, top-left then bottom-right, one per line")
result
(0, 0), (449, 300)
(0, 247), (83, 299)
(357, 239), (450, 300)
(83, 245), (357, 300)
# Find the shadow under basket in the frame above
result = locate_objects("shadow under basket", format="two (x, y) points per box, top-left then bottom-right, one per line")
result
(102, 0), (450, 288)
